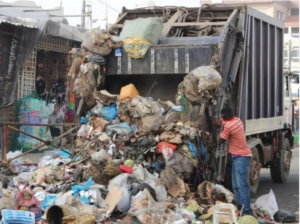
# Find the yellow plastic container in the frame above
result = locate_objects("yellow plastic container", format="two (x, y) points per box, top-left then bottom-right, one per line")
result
(120, 83), (139, 101)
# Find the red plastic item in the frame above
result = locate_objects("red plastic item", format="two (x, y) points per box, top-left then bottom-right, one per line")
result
(156, 141), (177, 154)
(120, 165), (132, 174)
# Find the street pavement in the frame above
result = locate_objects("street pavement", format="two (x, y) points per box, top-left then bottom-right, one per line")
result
(254, 146), (299, 213)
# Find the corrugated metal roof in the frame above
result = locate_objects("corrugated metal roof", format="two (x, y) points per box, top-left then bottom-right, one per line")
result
(0, 18), (37, 28)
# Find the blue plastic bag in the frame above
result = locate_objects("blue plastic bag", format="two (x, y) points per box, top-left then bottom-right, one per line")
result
(187, 141), (198, 158)
(79, 195), (90, 205)
(60, 149), (70, 158)
(71, 177), (93, 196)
(40, 194), (57, 210)
(98, 104), (118, 121)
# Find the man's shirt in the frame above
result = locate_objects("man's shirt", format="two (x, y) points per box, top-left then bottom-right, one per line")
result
(220, 117), (252, 156)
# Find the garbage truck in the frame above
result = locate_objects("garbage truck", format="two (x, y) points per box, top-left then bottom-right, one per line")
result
(103, 4), (294, 195)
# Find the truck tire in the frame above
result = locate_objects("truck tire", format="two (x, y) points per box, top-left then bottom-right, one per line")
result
(270, 138), (292, 183)
(249, 147), (261, 196)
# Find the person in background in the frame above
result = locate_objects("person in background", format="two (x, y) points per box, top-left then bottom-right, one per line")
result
(56, 77), (66, 105)
(36, 75), (46, 100)
(47, 103), (64, 147)
(48, 82), (57, 104)
(219, 106), (252, 216)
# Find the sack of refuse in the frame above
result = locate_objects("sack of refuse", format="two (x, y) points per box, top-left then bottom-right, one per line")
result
(274, 210), (297, 223)
(178, 66), (222, 103)
(140, 101), (164, 133)
(81, 38), (112, 56)
(254, 189), (278, 217)
(120, 17), (163, 59)
(105, 122), (133, 136)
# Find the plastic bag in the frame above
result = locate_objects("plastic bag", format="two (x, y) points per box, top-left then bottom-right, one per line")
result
(79, 195), (90, 205)
(98, 104), (118, 121)
(105, 122), (133, 136)
(120, 18), (163, 44)
(179, 208), (196, 221)
(117, 187), (131, 213)
(254, 189), (278, 217)
(77, 124), (90, 137)
(132, 164), (158, 188)
(128, 189), (167, 222)
(132, 183), (157, 201)
(72, 177), (94, 196)
(274, 210), (297, 223)
(162, 147), (174, 162)
(108, 173), (132, 191)
(215, 184), (234, 203)
(18, 172), (32, 183)
(186, 66), (222, 92)
(91, 149), (110, 162)
(91, 102), (104, 115)
(120, 18), (163, 59)
(40, 194), (57, 210)
(187, 141), (198, 158)
(156, 142), (177, 154)
(154, 185), (167, 202)
(7, 150), (24, 164)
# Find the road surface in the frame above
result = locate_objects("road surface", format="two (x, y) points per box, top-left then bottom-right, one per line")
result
(254, 146), (299, 213)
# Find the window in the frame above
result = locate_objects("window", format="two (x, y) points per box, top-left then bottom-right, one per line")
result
(291, 27), (299, 38)
(284, 27), (289, 34)
(277, 10), (284, 20)
(290, 8), (299, 16)
(291, 47), (299, 62)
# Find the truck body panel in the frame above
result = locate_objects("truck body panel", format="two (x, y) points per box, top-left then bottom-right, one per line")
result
(107, 5), (285, 136)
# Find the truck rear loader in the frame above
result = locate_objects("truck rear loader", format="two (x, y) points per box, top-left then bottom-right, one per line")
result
(103, 4), (294, 195)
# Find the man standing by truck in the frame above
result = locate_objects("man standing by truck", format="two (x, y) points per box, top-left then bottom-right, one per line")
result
(219, 107), (252, 216)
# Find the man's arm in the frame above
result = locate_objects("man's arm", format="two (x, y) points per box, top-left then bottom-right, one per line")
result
(219, 125), (231, 144)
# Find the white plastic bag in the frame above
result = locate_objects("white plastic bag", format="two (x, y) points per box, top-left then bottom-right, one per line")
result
(18, 172), (32, 183)
(179, 208), (196, 220)
(108, 173), (132, 191)
(77, 124), (90, 137)
(117, 187), (131, 213)
(7, 150), (23, 164)
(162, 147), (174, 162)
(155, 185), (167, 202)
(254, 189), (278, 217)
(91, 149), (110, 162)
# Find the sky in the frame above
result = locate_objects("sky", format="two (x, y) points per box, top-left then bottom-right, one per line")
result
(3, 0), (202, 27)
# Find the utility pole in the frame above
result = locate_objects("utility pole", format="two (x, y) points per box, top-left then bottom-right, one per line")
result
(81, 0), (86, 28)
(86, 3), (92, 28)
(106, 0), (108, 31)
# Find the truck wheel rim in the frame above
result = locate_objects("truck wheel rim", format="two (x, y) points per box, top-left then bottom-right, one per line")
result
(250, 159), (260, 185)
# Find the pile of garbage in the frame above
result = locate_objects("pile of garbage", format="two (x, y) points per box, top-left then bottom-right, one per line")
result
(0, 19), (298, 224)
(0, 81), (298, 224)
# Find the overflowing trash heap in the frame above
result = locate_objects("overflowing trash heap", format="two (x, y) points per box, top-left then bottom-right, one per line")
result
(0, 19), (298, 224)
